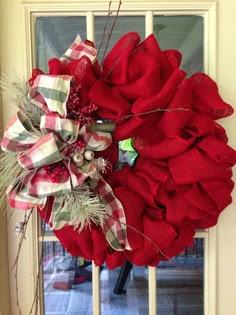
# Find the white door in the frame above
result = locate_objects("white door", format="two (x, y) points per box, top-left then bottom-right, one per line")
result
(1, 1), (236, 315)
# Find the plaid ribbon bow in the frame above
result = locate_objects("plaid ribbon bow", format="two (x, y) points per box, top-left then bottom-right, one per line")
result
(1, 34), (130, 250)
(1, 108), (130, 250)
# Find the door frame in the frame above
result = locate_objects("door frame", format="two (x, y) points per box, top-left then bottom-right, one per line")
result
(2, 1), (220, 314)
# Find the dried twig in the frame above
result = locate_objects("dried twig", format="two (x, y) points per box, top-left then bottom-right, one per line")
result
(11, 211), (32, 271)
(13, 210), (33, 315)
(104, 37), (133, 79)
(105, 213), (182, 270)
(12, 208), (46, 315)
(97, 1), (112, 57)
(100, 0), (122, 67)
(28, 227), (44, 315)
(28, 204), (49, 315)
(118, 107), (190, 120)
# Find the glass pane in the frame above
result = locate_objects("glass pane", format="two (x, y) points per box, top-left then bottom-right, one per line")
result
(41, 222), (53, 236)
(36, 14), (205, 315)
(43, 242), (93, 314)
(154, 15), (204, 75)
(42, 240), (203, 314)
(35, 17), (87, 71)
(95, 16), (145, 62)
(157, 238), (204, 314)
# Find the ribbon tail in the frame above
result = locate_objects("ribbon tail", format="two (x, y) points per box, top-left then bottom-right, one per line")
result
(79, 125), (112, 151)
(97, 179), (131, 251)
(48, 195), (71, 230)
(18, 133), (65, 170)
(7, 174), (47, 210)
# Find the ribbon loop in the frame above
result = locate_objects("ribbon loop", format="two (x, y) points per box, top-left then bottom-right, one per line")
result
(27, 167), (72, 198)
(18, 133), (64, 170)
(29, 75), (73, 115)
(79, 125), (112, 151)
(40, 113), (80, 143)
(1, 111), (41, 152)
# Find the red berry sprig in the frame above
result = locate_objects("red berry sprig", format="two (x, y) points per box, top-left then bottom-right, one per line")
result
(66, 83), (98, 126)
(43, 163), (70, 183)
(64, 139), (86, 156)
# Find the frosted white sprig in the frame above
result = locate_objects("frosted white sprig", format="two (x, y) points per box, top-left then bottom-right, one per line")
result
(0, 75), (44, 126)
(57, 185), (106, 232)
(0, 152), (22, 212)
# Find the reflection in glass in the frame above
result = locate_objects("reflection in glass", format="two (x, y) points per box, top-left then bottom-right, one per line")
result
(157, 238), (204, 314)
(35, 17), (87, 71)
(42, 240), (203, 314)
(95, 16), (145, 62)
(35, 15), (203, 75)
(154, 15), (204, 75)
(42, 242), (93, 314)
(41, 222), (53, 236)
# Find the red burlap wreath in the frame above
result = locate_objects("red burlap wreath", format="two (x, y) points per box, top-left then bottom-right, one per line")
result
(7, 32), (236, 268)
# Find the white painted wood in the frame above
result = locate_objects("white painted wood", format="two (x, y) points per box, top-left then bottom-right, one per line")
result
(203, 2), (217, 79)
(21, 1), (217, 13)
(3, 1), (234, 314)
(92, 262), (101, 315)
(87, 11), (95, 42)
(145, 11), (153, 36)
(205, 228), (217, 315)
(148, 267), (157, 315)
(194, 230), (216, 315)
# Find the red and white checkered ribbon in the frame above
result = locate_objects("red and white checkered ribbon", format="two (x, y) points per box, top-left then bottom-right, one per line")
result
(1, 75), (130, 250)
(60, 34), (97, 65)
(1, 35), (130, 250)
(28, 74), (73, 114)
(97, 180), (131, 250)
(1, 109), (111, 195)
(29, 34), (97, 114)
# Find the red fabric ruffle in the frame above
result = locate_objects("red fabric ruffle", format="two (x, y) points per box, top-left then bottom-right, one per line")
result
(37, 32), (235, 269)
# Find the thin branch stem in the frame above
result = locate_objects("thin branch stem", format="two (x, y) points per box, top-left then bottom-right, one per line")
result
(105, 213), (182, 270)
(104, 37), (133, 79)
(13, 210), (33, 315)
(118, 107), (190, 120)
(94, 107), (190, 126)
(100, 0), (122, 67)
(11, 210), (33, 271)
(29, 206), (49, 315)
(97, 1), (112, 57)
(28, 231), (44, 315)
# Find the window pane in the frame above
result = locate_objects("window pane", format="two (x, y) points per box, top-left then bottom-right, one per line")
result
(36, 13), (205, 315)
(42, 240), (203, 314)
(157, 238), (204, 314)
(41, 223), (53, 236)
(42, 242), (93, 315)
(95, 16), (145, 62)
(154, 15), (204, 75)
(35, 16), (87, 71)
